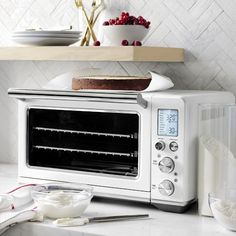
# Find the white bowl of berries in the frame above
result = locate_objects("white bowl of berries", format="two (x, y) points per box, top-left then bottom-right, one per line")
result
(102, 12), (150, 46)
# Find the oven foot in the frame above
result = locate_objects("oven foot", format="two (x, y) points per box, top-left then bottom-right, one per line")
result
(152, 201), (194, 213)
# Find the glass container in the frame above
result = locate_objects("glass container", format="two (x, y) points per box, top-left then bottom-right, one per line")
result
(198, 104), (236, 230)
(31, 183), (93, 219)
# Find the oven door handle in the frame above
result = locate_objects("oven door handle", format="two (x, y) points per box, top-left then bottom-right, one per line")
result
(8, 88), (148, 109)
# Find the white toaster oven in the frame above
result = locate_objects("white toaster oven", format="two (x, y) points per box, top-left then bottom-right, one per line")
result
(8, 88), (234, 213)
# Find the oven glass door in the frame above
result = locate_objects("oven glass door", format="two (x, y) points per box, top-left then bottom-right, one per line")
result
(27, 108), (139, 177)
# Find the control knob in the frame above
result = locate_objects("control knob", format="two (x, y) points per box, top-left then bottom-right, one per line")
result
(155, 141), (165, 151)
(158, 180), (175, 196)
(169, 141), (178, 152)
(158, 157), (175, 173)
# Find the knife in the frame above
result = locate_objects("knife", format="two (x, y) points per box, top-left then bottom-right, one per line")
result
(53, 214), (149, 227)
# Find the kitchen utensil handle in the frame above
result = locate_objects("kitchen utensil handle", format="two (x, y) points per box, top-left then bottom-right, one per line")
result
(8, 89), (148, 109)
(81, 6), (97, 42)
(89, 214), (149, 222)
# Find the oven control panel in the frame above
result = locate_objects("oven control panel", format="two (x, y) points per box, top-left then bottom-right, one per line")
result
(152, 137), (183, 202)
(153, 139), (179, 196)
(150, 101), (186, 205)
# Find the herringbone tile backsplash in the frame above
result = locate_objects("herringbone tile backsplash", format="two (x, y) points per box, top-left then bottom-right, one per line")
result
(0, 0), (236, 163)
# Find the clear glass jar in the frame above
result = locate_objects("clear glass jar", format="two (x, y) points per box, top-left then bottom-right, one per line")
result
(198, 104), (236, 217)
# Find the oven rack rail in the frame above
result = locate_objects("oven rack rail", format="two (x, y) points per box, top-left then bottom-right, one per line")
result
(74, 167), (137, 176)
(33, 145), (138, 158)
(49, 164), (137, 176)
(34, 127), (138, 139)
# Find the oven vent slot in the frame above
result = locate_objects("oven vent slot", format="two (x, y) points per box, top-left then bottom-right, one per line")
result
(34, 145), (138, 158)
(33, 127), (138, 139)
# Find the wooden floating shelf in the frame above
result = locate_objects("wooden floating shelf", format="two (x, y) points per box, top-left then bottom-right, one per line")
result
(0, 46), (184, 62)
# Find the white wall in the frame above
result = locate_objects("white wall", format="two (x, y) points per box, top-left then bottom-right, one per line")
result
(0, 0), (236, 163)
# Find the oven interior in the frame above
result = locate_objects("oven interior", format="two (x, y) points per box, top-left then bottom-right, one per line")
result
(27, 108), (139, 177)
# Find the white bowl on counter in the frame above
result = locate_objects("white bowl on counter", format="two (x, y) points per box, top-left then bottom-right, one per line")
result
(209, 193), (236, 231)
(31, 183), (93, 219)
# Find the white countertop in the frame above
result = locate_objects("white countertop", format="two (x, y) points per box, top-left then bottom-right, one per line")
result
(0, 163), (235, 236)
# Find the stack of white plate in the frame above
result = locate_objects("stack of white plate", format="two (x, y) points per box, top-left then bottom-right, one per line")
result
(12, 30), (82, 46)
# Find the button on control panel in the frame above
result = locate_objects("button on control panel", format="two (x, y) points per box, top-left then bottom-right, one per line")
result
(169, 141), (178, 152)
(155, 141), (165, 151)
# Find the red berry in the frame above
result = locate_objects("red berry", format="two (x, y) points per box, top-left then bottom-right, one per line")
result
(138, 16), (143, 21)
(115, 19), (120, 25)
(109, 19), (115, 25)
(103, 21), (109, 26)
(121, 12), (129, 18)
(144, 21), (150, 28)
(127, 16), (134, 24)
(121, 40), (129, 46)
(139, 20), (145, 25)
(133, 41), (142, 46)
(144, 22), (149, 28)
(133, 19), (139, 25)
(93, 40), (100, 46)
(122, 15), (129, 23)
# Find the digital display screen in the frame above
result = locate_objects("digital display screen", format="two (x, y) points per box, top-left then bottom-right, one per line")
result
(158, 109), (178, 137)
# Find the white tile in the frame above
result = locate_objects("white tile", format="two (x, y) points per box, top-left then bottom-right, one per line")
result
(163, 15), (194, 47)
(205, 79), (223, 90)
(164, 0), (196, 30)
(190, 2), (223, 39)
(215, 0), (236, 22)
(215, 12), (236, 44)
(144, 22), (170, 46)
(190, 61), (221, 89)
(128, 0), (147, 13)
(163, 31), (184, 48)
(177, 0), (197, 10)
(190, 22), (221, 58)
(189, 0), (214, 19)
(118, 62), (144, 76)
(211, 70), (227, 89)
(214, 31), (236, 61)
